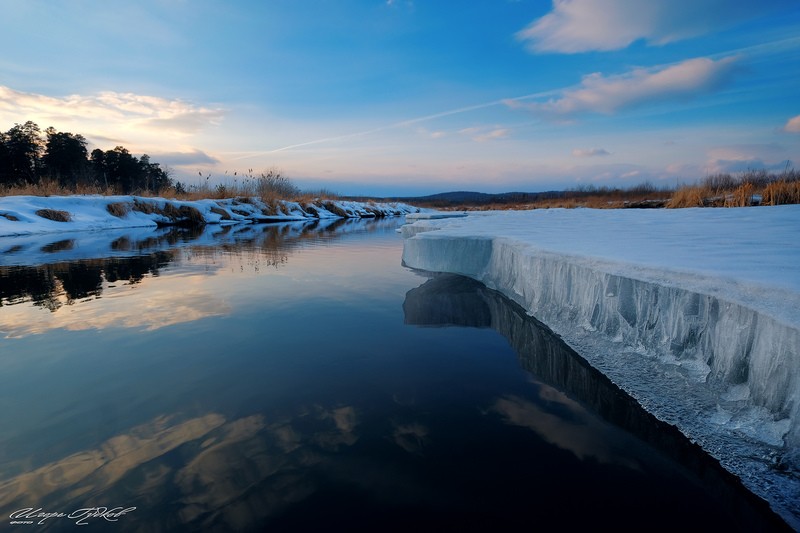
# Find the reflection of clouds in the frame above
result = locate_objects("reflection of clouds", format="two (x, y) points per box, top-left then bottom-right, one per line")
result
(175, 415), (273, 521)
(273, 424), (302, 453)
(0, 403), (365, 530)
(490, 391), (640, 470)
(171, 406), (362, 529)
(0, 413), (225, 509)
(313, 406), (359, 449)
(392, 422), (429, 454)
(0, 277), (230, 338)
(331, 406), (357, 433)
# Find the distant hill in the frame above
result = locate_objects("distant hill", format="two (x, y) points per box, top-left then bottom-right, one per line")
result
(345, 190), (568, 206)
(405, 191), (496, 203)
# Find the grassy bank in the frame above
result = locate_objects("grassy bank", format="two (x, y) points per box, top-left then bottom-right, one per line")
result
(0, 169), (341, 206)
(3, 168), (800, 211)
(414, 169), (800, 210)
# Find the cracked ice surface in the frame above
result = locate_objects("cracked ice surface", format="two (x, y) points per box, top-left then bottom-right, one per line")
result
(401, 206), (800, 527)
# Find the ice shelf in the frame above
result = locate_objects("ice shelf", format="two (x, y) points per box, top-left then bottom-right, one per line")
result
(401, 206), (800, 527)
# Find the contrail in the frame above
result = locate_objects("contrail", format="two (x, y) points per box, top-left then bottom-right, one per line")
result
(227, 89), (559, 160)
(227, 34), (800, 161)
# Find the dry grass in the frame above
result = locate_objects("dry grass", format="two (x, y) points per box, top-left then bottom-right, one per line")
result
(175, 205), (205, 225)
(131, 199), (203, 225)
(1, 171), (340, 212)
(441, 194), (667, 211)
(321, 201), (348, 217)
(4, 169), (798, 213)
(724, 182), (754, 207)
(667, 169), (799, 209)
(131, 199), (159, 216)
(667, 186), (708, 208)
(763, 180), (800, 205)
(1, 212), (20, 221)
(1, 179), (117, 197)
(177, 171), (339, 204)
(35, 208), (72, 222)
(416, 169), (799, 211)
(106, 202), (131, 218)
(209, 206), (232, 220)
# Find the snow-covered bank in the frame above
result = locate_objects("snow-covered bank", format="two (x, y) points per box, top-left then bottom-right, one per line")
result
(401, 206), (800, 526)
(0, 195), (419, 237)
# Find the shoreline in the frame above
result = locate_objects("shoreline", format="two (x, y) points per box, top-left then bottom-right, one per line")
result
(0, 194), (420, 237)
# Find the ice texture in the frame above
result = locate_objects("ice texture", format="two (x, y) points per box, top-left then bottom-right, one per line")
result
(404, 273), (789, 529)
(401, 206), (800, 526)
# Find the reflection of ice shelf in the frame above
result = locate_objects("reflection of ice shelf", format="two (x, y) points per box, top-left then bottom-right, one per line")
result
(401, 206), (800, 527)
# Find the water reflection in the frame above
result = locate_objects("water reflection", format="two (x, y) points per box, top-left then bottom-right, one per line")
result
(0, 219), (397, 338)
(0, 252), (176, 313)
(404, 273), (789, 531)
(0, 408), (364, 531)
(0, 224), (790, 531)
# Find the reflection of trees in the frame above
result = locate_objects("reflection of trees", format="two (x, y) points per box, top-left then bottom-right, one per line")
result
(0, 252), (177, 312)
(0, 265), (59, 311)
(403, 274), (788, 531)
(0, 219), (396, 313)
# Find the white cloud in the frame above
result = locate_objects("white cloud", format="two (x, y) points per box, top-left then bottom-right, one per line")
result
(704, 144), (792, 174)
(505, 56), (739, 119)
(784, 115), (800, 133)
(460, 127), (510, 142)
(416, 127), (446, 139)
(0, 85), (224, 139)
(572, 147), (610, 157)
(517, 0), (778, 53)
(475, 128), (509, 142)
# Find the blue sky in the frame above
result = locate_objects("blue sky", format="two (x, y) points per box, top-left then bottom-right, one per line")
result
(1, 0), (799, 196)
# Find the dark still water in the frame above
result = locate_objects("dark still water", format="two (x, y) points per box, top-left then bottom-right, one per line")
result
(0, 220), (788, 532)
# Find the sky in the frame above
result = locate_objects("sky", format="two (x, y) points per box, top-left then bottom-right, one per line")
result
(1, 0), (799, 196)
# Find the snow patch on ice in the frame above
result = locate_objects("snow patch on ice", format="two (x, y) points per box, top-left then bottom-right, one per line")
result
(405, 211), (469, 220)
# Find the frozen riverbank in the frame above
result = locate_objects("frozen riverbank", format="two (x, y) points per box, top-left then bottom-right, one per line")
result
(401, 206), (800, 527)
(0, 195), (419, 237)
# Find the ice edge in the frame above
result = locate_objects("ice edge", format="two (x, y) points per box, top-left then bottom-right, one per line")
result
(401, 215), (799, 527)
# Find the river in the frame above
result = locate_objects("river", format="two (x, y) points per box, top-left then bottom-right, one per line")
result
(0, 219), (787, 531)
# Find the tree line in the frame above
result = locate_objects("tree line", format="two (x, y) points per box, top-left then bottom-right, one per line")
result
(0, 121), (174, 193)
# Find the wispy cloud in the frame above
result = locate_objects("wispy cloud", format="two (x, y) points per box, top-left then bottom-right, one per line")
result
(148, 149), (220, 167)
(470, 128), (510, 142)
(416, 127), (446, 139)
(784, 115), (800, 133)
(572, 147), (610, 157)
(231, 90), (559, 158)
(505, 56), (740, 119)
(517, 0), (779, 53)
